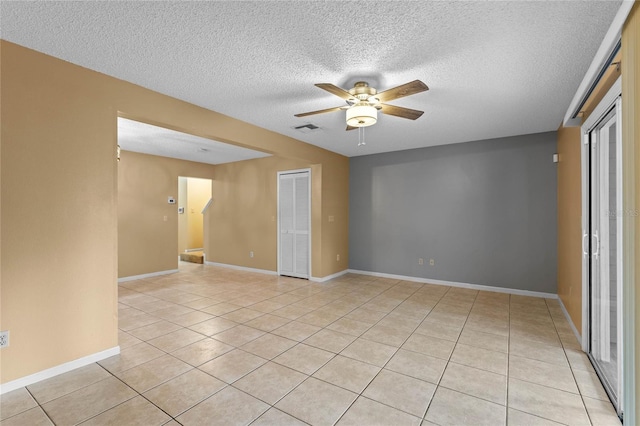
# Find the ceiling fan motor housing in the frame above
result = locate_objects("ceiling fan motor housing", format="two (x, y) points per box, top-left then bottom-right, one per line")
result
(349, 81), (377, 101)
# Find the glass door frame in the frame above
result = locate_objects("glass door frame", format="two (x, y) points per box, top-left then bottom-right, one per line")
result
(581, 77), (623, 417)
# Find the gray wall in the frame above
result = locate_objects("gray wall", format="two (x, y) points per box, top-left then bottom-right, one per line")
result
(349, 132), (558, 293)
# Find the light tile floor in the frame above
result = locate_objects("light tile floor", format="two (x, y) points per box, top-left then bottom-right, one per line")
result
(1, 263), (622, 425)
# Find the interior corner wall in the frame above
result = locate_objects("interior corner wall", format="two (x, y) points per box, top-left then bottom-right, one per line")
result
(118, 151), (215, 278)
(349, 132), (558, 293)
(1, 42), (118, 383)
(556, 125), (582, 328)
(1, 40), (348, 385)
(207, 156), (312, 272)
(320, 157), (350, 276)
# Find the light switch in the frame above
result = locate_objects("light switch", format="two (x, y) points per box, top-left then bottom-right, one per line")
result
(328, 215), (334, 222)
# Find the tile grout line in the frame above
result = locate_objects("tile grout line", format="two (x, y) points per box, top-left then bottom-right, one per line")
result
(126, 270), (495, 423)
(119, 272), (422, 424)
(420, 286), (481, 422)
(331, 282), (431, 424)
(545, 297), (596, 426)
(22, 386), (56, 425)
(21, 267), (575, 425)
(256, 279), (428, 422)
(93, 361), (178, 425)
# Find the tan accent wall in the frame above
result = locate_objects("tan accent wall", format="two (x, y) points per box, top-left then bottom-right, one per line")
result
(557, 126), (583, 330)
(1, 42), (118, 382)
(622, 3), (639, 417)
(118, 151), (215, 278)
(206, 156), (349, 276)
(186, 178), (211, 250)
(1, 41), (348, 384)
(206, 156), (311, 272)
(320, 157), (350, 274)
(178, 177), (189, 254)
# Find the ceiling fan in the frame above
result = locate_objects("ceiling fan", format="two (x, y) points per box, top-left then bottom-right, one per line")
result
(295, 80), (429, 130)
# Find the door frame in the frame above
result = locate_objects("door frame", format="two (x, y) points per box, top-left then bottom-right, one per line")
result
(580, 76), (624, 415)
(277, 168), (312, 279)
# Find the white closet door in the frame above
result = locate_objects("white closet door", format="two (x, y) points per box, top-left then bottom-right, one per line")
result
(278, 171), (310, 279)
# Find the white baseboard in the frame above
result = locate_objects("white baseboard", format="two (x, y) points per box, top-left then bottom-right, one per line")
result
(204, 262), (347, 282)
(0, 346), (120, 395)
(311, 269), (349, 283)
(118, 269), (178, 283)
(347, 269), (558, 299)
(204, 261), (277, 276)
(557, 296), (582, 344)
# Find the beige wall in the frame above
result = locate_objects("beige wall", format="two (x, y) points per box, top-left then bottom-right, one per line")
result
(178, 177), (189, 254)
(557, 126), (583, 330)
(319, 157), (350, 274)
(207, 156), (312, 271)
(1, 42), (118, 382)
(118, 151), (215, 278)
(206, 155), (349, 277)
(622, 2), (639, 417)
(1, 41), (348, 384)
(186, 178), (211, 250)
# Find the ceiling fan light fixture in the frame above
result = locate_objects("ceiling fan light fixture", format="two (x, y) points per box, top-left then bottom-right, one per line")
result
(346, 103), (377, 127)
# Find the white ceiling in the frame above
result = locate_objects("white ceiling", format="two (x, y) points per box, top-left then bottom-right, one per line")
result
(118, 118), (271, 165)
(1, 1), (622, 157)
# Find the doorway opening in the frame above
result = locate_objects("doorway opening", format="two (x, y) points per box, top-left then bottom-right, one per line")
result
(178, 176), (212, 265)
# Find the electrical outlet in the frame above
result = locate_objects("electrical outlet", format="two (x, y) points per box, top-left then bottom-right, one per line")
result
(249, 251), (254, 258)
(430, 259), (435, 266)
(0, 331), (9, 349)
(337, 254), (340, 261)
(418, 258), (424, 265)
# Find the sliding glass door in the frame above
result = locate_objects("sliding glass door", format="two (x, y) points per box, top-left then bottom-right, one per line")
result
(586, 97), (622, 415)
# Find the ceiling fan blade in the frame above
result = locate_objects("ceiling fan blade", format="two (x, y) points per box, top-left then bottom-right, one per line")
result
(379, 103), (424, 120)
(375, 80), (429, 103)
(315, 83), (355, 100)
(346, 125), (358, 131)
(294, 106), (346, 117)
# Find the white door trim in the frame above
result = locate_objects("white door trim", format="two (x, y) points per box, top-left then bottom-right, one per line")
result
(277, 168), (312, 279)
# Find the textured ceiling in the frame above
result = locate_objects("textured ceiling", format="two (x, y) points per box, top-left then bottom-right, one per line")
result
(1, 1), (622, 157)
(118, 118), (271, 165)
